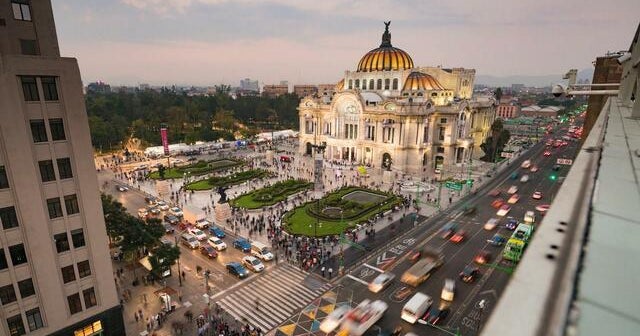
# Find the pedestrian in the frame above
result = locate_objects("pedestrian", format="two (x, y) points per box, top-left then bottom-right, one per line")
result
(321, 266), (325, 277)
(134, 311), (139, 322)
(328, 267), (333, 279)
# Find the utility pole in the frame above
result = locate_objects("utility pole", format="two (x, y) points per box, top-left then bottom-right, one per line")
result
(174, 236), (182, 287)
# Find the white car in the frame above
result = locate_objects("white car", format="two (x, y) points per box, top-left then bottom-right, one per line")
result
(507, 194), (520, 204)
(520, 174), (530, 183)
(242, 256), (264, 272)
(195, 218), (211, 229)
(496, 205), (511, 217)
(137, 208), (148, 218)
(188, 228), (207, 241)
(521, 160), (531, 169)
(532, 191), (543, 200)
(156, 201), (170, 211)
(441, 278), (456, 301)
(169, 207), (183, 217)
(319, 305), (351, 334)
(368, 273), (395, 293)
(524, 211), (536, 223)
(484, 218), (499, 230)
(507, 185), (518, 194)
(341, 299), (388, 336)
(208, 237), (227, 251)
(116, 185), (128, 192)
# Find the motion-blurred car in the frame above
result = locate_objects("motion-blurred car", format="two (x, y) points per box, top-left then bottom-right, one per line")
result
(459, 265), (480, 283)
(200, 245), (218, 259)
(524, 211), (536, 223)
(369, 273), (395, 293)
(507, 194), (520, 204)
(319, 305), (351, 334)
(496, 205), (511, 217)
(535, 204), (550, 213)
(507, 185), (518, 194)
(505, 217), (518, 230)
(488, 234), (507, 246)
(441, 278), (455, 302)
(488, 189), (500, 197)
(242, 256), (264, 272)
(530, 166), (539, 172)
(226, 262), (249, 279)
(491, 199), (505, 209)
(421, 307), (450, 325)
(449, 230), (466, 243)
(474, 250), (492, 264)
(233, 238), (251, 252)
(532, 191), (543, 200)
(484, 218), (499, 230)
(544, 150), (552, 156)
(440, 222), (458, 239)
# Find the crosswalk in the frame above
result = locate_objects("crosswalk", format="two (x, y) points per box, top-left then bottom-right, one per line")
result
(216, 263), (332, 332)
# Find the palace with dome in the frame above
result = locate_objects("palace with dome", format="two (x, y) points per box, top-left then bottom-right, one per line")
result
(298, 22), (496, 177)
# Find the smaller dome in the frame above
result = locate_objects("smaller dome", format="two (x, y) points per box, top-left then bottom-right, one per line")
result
(403, 72), (445, 91)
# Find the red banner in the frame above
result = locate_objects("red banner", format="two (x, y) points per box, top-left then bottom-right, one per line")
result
(160, 128), (169, 155)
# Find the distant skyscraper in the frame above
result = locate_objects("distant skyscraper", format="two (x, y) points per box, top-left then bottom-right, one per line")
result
(240, 78), (259, 92)
(0, 1), (124, 335)
(86, 81), (111, 94)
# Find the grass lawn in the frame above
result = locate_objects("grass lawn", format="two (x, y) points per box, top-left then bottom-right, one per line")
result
(231, 179), (313, 209)
(185, 169), (271, 190)
(148, 159), (241, 179)
(282, 187), (402, 236)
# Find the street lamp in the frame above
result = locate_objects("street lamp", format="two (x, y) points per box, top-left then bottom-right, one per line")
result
(174, 236), (182, 287)
(477, 299), (486, 334)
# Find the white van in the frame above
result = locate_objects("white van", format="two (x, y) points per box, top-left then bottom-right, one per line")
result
(251, 241), (274, 261)
(401, 292), (433, 324)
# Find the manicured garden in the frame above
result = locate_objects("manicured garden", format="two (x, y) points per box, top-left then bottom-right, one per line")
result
(185, 169), (272, 191)
(230, 179), (313, 209)
(282, 187), (402, 236)
(148, 159), (242, 179)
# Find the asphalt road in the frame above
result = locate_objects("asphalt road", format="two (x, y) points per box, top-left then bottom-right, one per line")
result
(337, 133), (581, 336)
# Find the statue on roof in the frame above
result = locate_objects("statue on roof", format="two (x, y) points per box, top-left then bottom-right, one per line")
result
(381, 21), (392, 47)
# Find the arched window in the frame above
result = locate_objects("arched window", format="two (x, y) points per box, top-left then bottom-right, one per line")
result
(392, 78), (398, 90)
(362, 80), (367, 90)
(377, 79), (382, 90)
(355, 79), (360, 88)
(369, 79), (374, 89)
(384, 79), (390, 90)
(348, 80), (353, 89)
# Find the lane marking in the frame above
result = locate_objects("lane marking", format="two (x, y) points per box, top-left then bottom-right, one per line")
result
(346, 274), (370, 286)
(363, 263), (385, 273)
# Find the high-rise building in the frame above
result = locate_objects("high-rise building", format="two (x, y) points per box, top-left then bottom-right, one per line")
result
(0, 1), (124, 335)
(239, 78), (259, 92)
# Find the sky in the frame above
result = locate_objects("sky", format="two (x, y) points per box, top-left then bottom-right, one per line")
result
(51, 0), (640, 86)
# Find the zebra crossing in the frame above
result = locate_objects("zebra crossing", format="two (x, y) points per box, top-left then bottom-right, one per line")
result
(216, 263), (332, 332)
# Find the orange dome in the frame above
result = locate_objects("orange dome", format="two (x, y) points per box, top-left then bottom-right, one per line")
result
(402, 72), (445, 91)
(357, 22), (414, 72)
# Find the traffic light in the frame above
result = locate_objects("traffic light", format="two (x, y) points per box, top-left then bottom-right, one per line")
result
(550, 173), (557, 181)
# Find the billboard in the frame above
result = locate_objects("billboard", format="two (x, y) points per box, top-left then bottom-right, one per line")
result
(160, 128), (169, 155)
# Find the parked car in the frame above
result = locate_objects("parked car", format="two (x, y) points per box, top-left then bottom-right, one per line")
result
(164, 214), (180, 225)
(226, 262), (249, 279)
(233, 238), (251, 252)
(137, 208), (148, 218)
(208, 237), (227, 251)
(200, 245), (218, 259)
(209, 226), (226, 238)
(242, 256), (264, 272)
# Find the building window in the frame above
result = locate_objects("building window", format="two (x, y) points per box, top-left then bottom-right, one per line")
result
(71, 229), (86, 248)
(423, 126), (429, 143)
(67, 293), (82, 315)
(437, 147), (445, 154)
(20, 76), (39, 101)
(17, 278), (34, 299)
(30, 120), (47, 142)
(369, 79), (374, 90)
(440, 118), (447, 124)
(0, 250), (7, 270)
(0, 166), (9, 189)
(377, 79), (382, 90)
(348, 80), (352, 89)
(438, 127), (446, 141)
(41, 77), (59, 101)
(9, 244), (27, 266)
(57, 158), (73, 179)
(354, 79), (359, 88)
(361, 80), (366, 90)
(49, 118), (66, 141)
(0, 206), (19, 230)
(54, 232), (70, 253)
(19, 39), (38, 55)
(6, 314), (25, 336)
(384, 79), (390, 90)
(83, 288), (97, 308)
(77, 260), (91, 278)
(392, 78), (398, 90)
(12, 1), (31, 21)
(47, 198), (63, 219)
(38, 160), (55, 182)
(0, 284), (17, 305)
(64, 194), (79, 215)
(61, 265), (75, 283)
(25, 308), (43, 332)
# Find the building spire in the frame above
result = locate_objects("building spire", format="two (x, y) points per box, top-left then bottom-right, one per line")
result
(380, 21), (392, 47)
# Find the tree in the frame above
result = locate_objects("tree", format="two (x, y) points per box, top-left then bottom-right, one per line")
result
(494, 87), (503, 102)
(101, 194), (129, 244)
(480, 119), (510, 162)
(149, 243), (180, 280)
(158, 164), (166, 179)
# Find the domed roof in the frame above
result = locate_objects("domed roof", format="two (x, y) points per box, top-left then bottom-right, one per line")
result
(402, 71), (445, 91)
(357, 22), (414, 72)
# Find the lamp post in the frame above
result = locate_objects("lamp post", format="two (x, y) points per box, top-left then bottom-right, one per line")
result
(174, 236), (182, 287)
(477, 299), (486, 334)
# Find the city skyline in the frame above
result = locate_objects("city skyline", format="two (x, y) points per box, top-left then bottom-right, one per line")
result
(51, 0), (639, 86)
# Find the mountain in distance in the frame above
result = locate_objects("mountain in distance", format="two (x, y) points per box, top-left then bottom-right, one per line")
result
(476, 68), (594, 87)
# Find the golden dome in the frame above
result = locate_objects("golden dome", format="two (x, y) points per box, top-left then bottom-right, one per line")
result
(357, 22), (414, 72)
(402, 71), (445, 91)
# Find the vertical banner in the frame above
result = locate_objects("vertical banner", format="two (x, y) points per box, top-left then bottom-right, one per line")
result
(160, 127), (169, 155)
(314, 153), (324, 193)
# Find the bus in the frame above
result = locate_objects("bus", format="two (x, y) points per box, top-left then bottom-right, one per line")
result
(503, 223), (534, 262)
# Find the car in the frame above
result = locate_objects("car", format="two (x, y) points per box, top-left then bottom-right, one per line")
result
(421, 307), (450, 325)
(163, 223), (175, 234)
(510, 172), (519, 180)
(242, 256), (264, 272)
(484, 218), (499, 230)
(532, 191), (543, 200)
(544, 150), (552, 156)
(137, 208), (148, 218)
(449, 230), (466, 243)
(208, 237), (227, 251)
(440, 279), (455, 301)
(115, 185), (128, 192)
(319, 305), (351, 334)
(552, 165), (561, 171)
(164, 214), (179, 225)
(530, 166), (539, 172)
(226, 262), (249, 279)
(524, 210), (536, 223)
(507, 185), (518, 194)
(200, 245), (218, 259)
(195, 218), (211, 230)
(156, 201), (170, 211)
(368, 273), (395, 293)
(505, 217), (518, 230)
(187, 156), (198, 162)
(160, 237), (175, 246)
(521, 160), (531, 169)
(488, 189), (500, 197)
(172, 159), (184, 164)
(209, 226), (226, 238)
(520, 175), (529, 183)
(507, 194), (520, 204)
(148, 206), (161, 215)
(536, 204), (550, 213)
(169, 207), (183, 217)
(440, 222), (458, 239)
(496, 204), (511, 217)
(144, 197), (158, 205)
(233, 238), (251, 252)
(474, 250), (492, 264)
(459, 265), (480, 283)
(491, 199), (505, 209)
(188, 228), (207, 241)
(488, 234), (507, 246)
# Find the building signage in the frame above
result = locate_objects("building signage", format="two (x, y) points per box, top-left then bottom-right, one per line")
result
(160, 127), (169, 155)
(556, 158), (573, 165)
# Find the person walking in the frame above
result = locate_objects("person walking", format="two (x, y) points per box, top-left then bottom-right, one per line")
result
(328, 267), (333, 279)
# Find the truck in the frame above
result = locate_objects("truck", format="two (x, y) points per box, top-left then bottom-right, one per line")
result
(400, 248), (444, 287)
